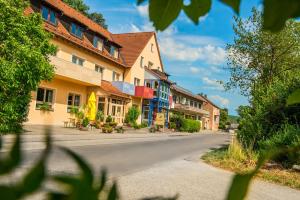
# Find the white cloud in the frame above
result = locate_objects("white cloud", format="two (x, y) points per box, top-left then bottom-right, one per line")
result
(209, 66), (222, 73)
(159, 36), (226, 65)
(189, 67), (200, 73)
(136, 4), (149, 17)
(202, 77), (224, 91)
(209, 95), (230, 107)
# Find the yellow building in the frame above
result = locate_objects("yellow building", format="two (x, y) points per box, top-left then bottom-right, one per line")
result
(25, 0), (165, 126)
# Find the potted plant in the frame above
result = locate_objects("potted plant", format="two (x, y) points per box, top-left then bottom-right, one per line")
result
(95, 111), (104, 129)
(39, 102), (51, 112)
(106, 115), (113, 123)
(80, 117), (89, 131)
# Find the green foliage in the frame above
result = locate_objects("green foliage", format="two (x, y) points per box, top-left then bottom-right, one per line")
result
(141, 121), (148, 128)
(169, 122), (176, 130)
(82, 117), (89, 128)
(63, 0), (107, 29)
(219, 108), (229, 130)
(170, 113), (184, 131)
(133, 123), (142, 130)
(106, 115), (113, 123)
(180, 119), (201, 133)
(39, 102), (51, 111)
(109, 122), (118, 128)
(125, 107), (140, 124)
(0, 129), (51, 200)
(286, 89), (300, 106)
(137, 0), (300, 32)
(96, 111), (104, 122)
(115, 126), (124, 133)
(227, 9), (300, 150)
(70, 106), (79, 115)
(259, 124), (300, 167)
(102, 126), (113, 133)
(183, 0), (211, 25)
(226, 144), (300, 200)
(149, 0), (183, 31)
(0, 0), (56, 133)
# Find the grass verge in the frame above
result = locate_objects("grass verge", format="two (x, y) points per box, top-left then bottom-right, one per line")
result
(201, 145), (300, 190)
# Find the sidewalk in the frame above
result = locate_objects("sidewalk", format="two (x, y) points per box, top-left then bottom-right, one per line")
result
(1, 125), (221, 152)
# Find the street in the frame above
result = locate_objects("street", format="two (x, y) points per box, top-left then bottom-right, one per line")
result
(5, 132), (300, 200)
(22, 133), (229, 176)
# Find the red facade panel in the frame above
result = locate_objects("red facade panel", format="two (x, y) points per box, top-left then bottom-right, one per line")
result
(135, 86), (154, 99)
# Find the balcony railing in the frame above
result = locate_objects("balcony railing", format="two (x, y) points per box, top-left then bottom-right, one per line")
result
(50, 56), (101, 86)
(135, 86), (154, 99)
(112, 81), (135, 96)
(174, 103), (210, 115)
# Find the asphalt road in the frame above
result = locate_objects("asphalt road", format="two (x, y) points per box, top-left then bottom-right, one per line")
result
(23, 134), (230, 176)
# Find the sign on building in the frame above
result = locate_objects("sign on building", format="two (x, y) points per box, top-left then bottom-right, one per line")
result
(155, 113), (165, 126)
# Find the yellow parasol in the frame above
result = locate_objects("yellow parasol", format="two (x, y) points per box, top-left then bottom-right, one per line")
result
(87, 92), (96, 121)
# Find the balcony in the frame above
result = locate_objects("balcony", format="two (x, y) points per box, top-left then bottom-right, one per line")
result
(50, 56), (101, 86)
(174, 103), (210, 116)
(112, 81), (135, 96)
(135, 86), (154, 99)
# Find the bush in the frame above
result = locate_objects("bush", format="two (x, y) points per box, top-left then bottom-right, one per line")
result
(102, 126), (113, 133)
(125, 106), (140, 124)
(169, 122), (176, 130)
(82, 117), (89, 127)
(133, 124), (142, 130)
(259, 124), (300, 168)
(180, 119), (201, 133)
(141, 121), (148, 128)
(105, 115), (113, 123)
(115, 126), (124, 133)
(109, 122), (118, 128)
(96, 111), (104, 122)
(170, 114), (184, 130)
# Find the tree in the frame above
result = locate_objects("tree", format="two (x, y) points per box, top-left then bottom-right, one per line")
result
(63, 0), (108, 29)
(0, 0), (56, 133)
(225, 9), (300, 97)
(88, 12), (108, 29)
(219, 108), (229, 130)
(63, 0), (89, 15)
(226, 9), (300, 149)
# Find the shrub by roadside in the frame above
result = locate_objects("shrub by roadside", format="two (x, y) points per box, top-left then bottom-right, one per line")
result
(202, 140), (300, 190)
(180, 119), (201, 133)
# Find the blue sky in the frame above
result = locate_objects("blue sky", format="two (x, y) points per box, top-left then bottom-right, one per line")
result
(85, 0), (261, 115)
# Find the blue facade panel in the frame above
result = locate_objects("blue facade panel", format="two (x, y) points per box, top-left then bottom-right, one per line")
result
(112, 81), (135, 96)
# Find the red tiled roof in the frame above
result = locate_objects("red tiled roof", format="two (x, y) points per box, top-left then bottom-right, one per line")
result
(112, 32), (154, 66)
(44, 0), (116, 43)
(200, 95), (221, 109)
(171, 84), (207, 103)
(145, 68), (172, 83)
(100, 80), (130, 99)
(25, 5), (127, 68)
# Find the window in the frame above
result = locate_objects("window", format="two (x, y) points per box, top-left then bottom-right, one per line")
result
(110, 46), (119, 59)
(95, 65), (104, 79)
(151, 43), (154, 52)
(140, 56), (144, 68)
(112, 71), (120, 81)
(134, 78), (140, 86)
(98, 97), (105, 112)
(72, 55), (84, 66)
(67, 93), (81, 112)
(70, 23), (83, 38)
(41, 6), (57, 25)
(148, 61), (153, 68)
(36, 88), (54, 109)
(93, 36), (103, 51)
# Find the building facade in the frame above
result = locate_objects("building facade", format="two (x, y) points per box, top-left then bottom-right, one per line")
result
(170, 85), (210, 129)
(25, 0), (220, 130)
